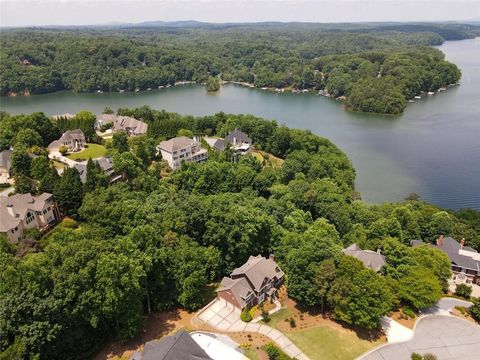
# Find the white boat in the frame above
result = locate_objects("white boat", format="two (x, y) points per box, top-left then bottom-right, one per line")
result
(135, 88), (140, 92)
(96, 90), (103, 94)
(427, 91), (435, 96)
(409, 100), (414, 103)
(158, 85), (164, 89)
(119, 89), (125, 93)
(147, 88), (151, 91)
(414, 96), (422, 99)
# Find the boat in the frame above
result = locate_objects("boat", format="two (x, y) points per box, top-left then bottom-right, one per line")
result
(147, 88), (151, 91)
(427, 91), (435, 96)
(158, 85), (164, 89)
(96, 90), (103, 94)
(414, 96), (422, 99)
(409, 100), (414, 103)
(119, 89), (125, 93)
(135, 88), (140, 92)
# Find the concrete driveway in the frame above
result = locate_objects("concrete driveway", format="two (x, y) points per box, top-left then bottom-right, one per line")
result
(197, 299), (310, 360)
(360, 315), (480, 360)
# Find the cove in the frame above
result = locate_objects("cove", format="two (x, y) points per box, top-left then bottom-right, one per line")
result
(1, 38), (479, 210)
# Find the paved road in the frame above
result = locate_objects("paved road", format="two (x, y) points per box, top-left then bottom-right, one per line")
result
(196, 299), (310, 360)
(360, 315), (480, 360)
(422, 297), (473, 316)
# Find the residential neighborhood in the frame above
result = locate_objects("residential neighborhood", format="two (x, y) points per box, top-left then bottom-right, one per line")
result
(48, 129), (86, 153)
(157, 136), (208, 170)
(96, 114), (148, 136)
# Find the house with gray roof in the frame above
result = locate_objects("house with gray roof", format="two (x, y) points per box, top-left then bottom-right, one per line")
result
(96, 114), (148, 136)
(217, 255), (284, 309)
(72, 157), (121, 183)
(0, 193), (60, 243)
(130, 331), (212, 360)
(412, 236), (480, 285)
(203, 137), (225, 152)
(48, 129), (86, 153)
(0, 149), (13, 183)
(157, 136), (208, 170)
(342, 243), (386, 272)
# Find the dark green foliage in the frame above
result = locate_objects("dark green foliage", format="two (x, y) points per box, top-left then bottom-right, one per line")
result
(403, 306), (416, 318)
(10, 148), (31, 176)
(55, 110), (96, 141)
(38, 167), (60, 194)
(455, 284), (472, 299)
(411, 353), (422, 360)
(30, 156), (51, 181)
(469, 298), (480, 322)
(13, 174), (36, 194)
(112, 131), (129, 153)
(206, 76), (220, 92)
(54, 167), (83, 218)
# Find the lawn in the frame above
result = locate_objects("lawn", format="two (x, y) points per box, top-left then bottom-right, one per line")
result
(66, 143), (108, 160)
(264, 295), (384, 360)
(252, 150), (284, 168)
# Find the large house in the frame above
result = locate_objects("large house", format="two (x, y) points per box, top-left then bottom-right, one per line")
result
(0, 193), (60, 243)
(96, 114), (148, 136)
(205, 129), (252, 159)
(412, 236), (480, 285)
(217, 255), (285, 310)
(342, 243), (386, 272)
(157, 136), (208, 170)
(48, 129), (86, 153)
(0, 149), (13, 183)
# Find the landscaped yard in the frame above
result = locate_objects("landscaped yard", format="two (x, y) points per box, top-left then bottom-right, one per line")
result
(252, 150), (284, 168)
(263, 288), (385, 360)
(66, 143), (108, 160)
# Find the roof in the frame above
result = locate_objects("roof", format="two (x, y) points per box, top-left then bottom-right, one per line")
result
(225, 129), (252, 145)
(48, 129), (85, 149)
(0, 149), (13, 170)
(73, 157), (114, 183)
(97, 114), (148, 135)
(158, 136), (197, 153)
(230, 255), (285, 292)
(217, 277), (254, 309)
(412, 237), (480, 273)
(204, 137), (225, 152)
(342, 243), (386, 272)
(0, 193), (53, 232)
(132, 331), (212, 360)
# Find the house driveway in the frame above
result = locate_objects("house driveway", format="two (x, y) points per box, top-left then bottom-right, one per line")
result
(197, 299), (310, 360)
(359, 315), (480, 360)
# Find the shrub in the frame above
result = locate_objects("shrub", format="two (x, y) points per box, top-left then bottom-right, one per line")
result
(423, 354), (438, 360)
(59, 145), (69, 155)
(241, 307), (252, 322)
(261, 309), (270, 323)
(403, 306), (416, 318)
(61, 217), (79, 229)
(455, 283), (472, 299)
(411, 353), (422, 360)
(455, 305), (467, 315)
(469, 298), (480, 322)
(289, 317), (296, 328)
(263, 342), (280, 359)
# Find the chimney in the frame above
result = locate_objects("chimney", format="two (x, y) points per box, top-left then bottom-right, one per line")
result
(269, 254), (275, 262)
(377, 247), (382, 254)
(6, 204), (15, 217)
(437, 235), (444, 247)
(460, 238), (465, 249)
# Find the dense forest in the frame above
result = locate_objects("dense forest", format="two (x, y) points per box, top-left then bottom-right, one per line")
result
(1, 22), (476, 113)
(1, 107), (480, 359)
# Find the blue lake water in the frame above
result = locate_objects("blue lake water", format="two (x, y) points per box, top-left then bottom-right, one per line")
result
(1, 38), (479, 210)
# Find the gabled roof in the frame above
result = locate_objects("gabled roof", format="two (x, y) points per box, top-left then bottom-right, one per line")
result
(225, 129), (252, 145)
(217, 277), (254, 309)
(73, 157), (114, 183)
(412, 237), (480, 273)
(204, 137), (225, 152)
(230, 255), (285, 292)
(0, 193), (53, 232)
(97, 114), (148, 135)
(133, 331), (212, 360)
(158, 136), (197, 152)
(342, 243), (386, 272)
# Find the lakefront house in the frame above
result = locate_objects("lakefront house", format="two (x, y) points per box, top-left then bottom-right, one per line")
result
(48, 129), (86, 153)
(217, 255), (285, 310)
(204, 129), (253, 159)
(157, 136), (208, 170)
(0, 193), (60, 243)
(342, 243), (387, 272)
(95, 114), (148, 136)
(412, 236), (480, 285)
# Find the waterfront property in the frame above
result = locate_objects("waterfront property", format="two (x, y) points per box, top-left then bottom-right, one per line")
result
(0, 193), (60, 243)
(157, 136), (208, 170)
(412, 236), (480, 285)
(217, 255), (284, 310)
(342, 243), (387, 272)
(204, 129), (252, 161)
(73, 157), (121, 184)
(48, 129), (86, 153)
(95, 114), (148, 136)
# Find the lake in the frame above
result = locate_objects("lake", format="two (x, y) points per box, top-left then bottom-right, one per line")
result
(1, 38), (479, 210)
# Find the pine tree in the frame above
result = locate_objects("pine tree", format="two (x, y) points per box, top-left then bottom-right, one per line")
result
(54, 167), (83, 218)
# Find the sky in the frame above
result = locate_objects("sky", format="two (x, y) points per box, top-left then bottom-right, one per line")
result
(1, 0), (480, 27)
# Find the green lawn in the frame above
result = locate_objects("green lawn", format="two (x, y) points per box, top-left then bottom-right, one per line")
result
(66, 143), (107, 160)
(265, 309), (383, 360)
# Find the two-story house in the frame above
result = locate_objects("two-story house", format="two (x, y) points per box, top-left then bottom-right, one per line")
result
(412, 236), (480, 285)
(0, 193), (60, 243)
(48, 129), (86, 153)
(157, 136), (208, 170)
(96, 114), (148, 136)
(217, 255), (285, 310)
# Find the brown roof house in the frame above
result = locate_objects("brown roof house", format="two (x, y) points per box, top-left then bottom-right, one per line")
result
(342, 243), (386, 272)
(48, 129), (86, 153)
(217, 255), (285, 309)
(412, 236), (480, 285)
(0, 193), (60, 243)
(96, 114), (148, 136)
